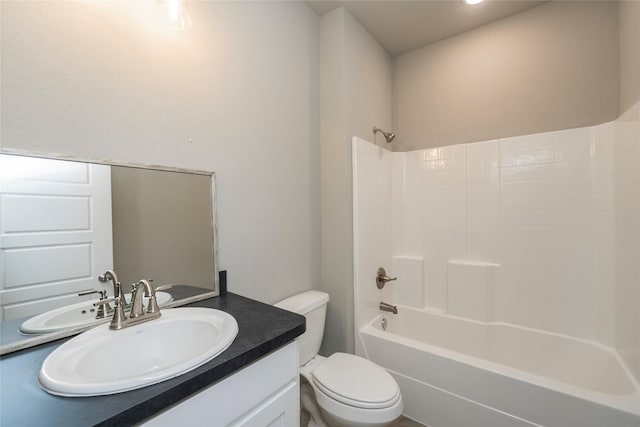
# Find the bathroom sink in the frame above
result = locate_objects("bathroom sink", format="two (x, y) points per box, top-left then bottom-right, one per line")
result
(38, 307), (238, 397)
(20, 292), (173, 334)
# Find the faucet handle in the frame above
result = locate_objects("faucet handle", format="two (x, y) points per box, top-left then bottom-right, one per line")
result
(93, 297), (117, 318)
(376, 267), (398, 289)
(95, 297), (127, 329)
(83, 290), (110, 318)
(93, 297), (116, 307)
(79, 289), (108, 300)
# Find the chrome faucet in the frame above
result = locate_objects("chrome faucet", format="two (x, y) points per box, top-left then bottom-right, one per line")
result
(78, 289), (111, 319)
(95, 272), (163, 330)
(379, 302), (398, 315)
(129, 279), (161, 319)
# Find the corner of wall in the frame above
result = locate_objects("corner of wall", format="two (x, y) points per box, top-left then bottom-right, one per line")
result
(319, 6), (392, 356)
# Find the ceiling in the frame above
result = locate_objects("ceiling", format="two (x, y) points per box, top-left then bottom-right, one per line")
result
(305, 0), (547, 56)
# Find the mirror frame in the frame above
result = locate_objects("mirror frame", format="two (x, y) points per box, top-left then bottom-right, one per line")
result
(0, 148), (219, 354)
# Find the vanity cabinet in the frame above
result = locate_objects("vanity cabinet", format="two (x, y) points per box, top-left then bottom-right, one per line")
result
(0, 293), (305, 426)
(142, 341), (300, 427)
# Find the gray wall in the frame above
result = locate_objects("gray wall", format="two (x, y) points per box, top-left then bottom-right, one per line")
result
(320, 7), (392, 355)
(393, 1), (620, 151)
(1, 1), (320, 305)
(111, 167), (214, 291)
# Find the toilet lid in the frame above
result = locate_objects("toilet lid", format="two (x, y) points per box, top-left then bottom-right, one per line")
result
(311, 353), (400, 410)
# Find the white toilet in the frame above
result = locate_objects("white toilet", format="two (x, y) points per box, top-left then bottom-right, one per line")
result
(275, 290), (403, 427)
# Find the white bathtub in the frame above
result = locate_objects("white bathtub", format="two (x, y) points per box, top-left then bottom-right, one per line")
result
(359, 307), (640, 427)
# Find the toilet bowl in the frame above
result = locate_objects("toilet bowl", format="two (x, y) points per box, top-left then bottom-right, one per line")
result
(275, 291), (403, 427)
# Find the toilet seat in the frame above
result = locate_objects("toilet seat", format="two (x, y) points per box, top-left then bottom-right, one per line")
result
(312, 376), (403, 427)
(311, 353), (400, 409)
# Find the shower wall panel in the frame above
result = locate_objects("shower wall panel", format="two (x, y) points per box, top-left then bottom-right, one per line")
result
(351, 138), (393, 356)
(613, 101), (640, 382)
(384, 121), (637, 349)
(354, 106), (638, 377)
(392, 124), (618, 343)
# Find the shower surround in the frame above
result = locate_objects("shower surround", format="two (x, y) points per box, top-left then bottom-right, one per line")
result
(352, 103), (639, 426)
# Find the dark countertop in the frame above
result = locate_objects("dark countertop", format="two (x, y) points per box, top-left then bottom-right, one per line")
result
(0, 292), (305, 427)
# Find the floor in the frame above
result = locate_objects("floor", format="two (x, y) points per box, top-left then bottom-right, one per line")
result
(300, 408), (426, 427)
(390, 416), (426, 427)
(298, 370), (427, 427)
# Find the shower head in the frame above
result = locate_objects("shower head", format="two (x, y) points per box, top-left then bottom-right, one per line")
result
(373, 127), (396, 143)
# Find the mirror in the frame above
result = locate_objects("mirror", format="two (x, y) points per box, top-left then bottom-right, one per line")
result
(0, 152), (218, 354)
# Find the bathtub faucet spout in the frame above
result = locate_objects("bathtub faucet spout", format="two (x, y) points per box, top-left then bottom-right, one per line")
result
(380, 302), (398, 315)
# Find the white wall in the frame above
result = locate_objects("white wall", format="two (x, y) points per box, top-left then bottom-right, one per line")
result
(0, 1), (320, 304)
(393, 1), (620, 150)
(320, 7), (392, 355)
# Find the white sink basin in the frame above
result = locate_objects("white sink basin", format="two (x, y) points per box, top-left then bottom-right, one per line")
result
(20, 292), (173, 334)
(38, 307), (238, 397)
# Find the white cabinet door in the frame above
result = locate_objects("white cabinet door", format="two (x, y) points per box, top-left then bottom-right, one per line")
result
(230, 381), (299, 427)
(0, 155), (113, 320)
(142, 342), (299, 427)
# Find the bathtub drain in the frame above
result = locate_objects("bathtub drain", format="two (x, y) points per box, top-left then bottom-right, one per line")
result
(381, 317), (387, 331)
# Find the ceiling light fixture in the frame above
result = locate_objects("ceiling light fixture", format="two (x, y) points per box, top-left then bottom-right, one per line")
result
(156, 0), (192, 31)
(465, 0), (485, 5)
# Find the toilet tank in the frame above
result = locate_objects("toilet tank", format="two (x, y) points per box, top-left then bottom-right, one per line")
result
(275, 290), (329, 366)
